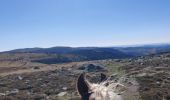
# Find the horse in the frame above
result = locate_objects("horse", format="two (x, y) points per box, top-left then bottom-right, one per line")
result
(77, 73), (125, 100)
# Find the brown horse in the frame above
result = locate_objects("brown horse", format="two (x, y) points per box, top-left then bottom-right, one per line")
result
(77, 73), (125, 100)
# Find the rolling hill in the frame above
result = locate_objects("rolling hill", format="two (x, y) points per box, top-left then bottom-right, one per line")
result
(1, 44), (170, 64)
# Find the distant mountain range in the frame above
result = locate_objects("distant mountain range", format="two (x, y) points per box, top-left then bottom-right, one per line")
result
(116, 44), (170, 56)
(1, 44), (170, 64)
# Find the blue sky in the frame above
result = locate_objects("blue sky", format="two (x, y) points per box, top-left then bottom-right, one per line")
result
(0, 0), (170, 51)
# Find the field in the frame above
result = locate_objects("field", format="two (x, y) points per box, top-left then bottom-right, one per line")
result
(0, 53), (170, 100)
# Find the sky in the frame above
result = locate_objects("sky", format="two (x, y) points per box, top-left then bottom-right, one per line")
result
(0, 0), (170, 51)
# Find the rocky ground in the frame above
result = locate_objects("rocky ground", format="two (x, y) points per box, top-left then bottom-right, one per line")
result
(0, 53), (170, 100)
(124, 53), (170, 100)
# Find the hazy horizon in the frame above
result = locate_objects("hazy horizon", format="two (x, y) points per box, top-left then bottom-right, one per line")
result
(1, 0), (170, 51)
(1, 42), (170, 52)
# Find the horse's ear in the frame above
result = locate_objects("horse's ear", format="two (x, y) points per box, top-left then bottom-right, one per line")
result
(100, 73), (107, 82)
(77, 73), (90, 96)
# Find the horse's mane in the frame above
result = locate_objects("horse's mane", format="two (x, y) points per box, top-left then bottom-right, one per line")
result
(100, 76), (126, 93)
(88, 76), (126, 100)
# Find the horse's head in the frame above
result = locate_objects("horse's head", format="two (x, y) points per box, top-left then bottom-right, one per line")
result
(77, 73), (125, 100)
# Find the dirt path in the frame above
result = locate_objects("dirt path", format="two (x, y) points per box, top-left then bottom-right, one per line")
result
(122, 79), (141, 100)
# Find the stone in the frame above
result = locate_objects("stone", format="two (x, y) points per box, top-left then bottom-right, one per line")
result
(6, 89), (19, 96)
(34, 66), (40, 70)
(156, 81), (160, 85)
(18, 76), (23, 80)
(62, 87), (67, 90)
(57, 92), (67, 97)
(78, 64), (106, 72)
(0, 93), (6, 96)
